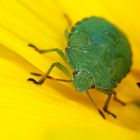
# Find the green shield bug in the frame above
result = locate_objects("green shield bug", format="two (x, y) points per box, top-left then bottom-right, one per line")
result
(28, 16), (132, 119)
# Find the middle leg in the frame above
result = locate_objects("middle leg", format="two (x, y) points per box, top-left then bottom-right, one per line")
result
(103, 92), (117, 118)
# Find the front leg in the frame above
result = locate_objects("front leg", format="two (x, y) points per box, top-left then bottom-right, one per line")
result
(28, 44), (69, 64)
(28, 62), (72, 85)
(29, 72), (72, 83)
(86, 91), (106, 119)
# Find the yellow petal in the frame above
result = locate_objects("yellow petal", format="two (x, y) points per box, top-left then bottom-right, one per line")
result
(0, 0), (140, 140)
(1, 45), (140, 140)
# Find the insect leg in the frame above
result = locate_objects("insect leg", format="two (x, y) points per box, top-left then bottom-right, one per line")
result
(28, 44), (68, 64)
(86, 91), (106, 119)
(28, 62), (72, 85)
(29, 72), (72, 82)
(103, 92), (117, 118)
(64, 13), (72, 29)
(63, 13), (72, 41)
(64, 30), (69, 41)
(111, 90), (126, 106)
(30, 72), (42, 76)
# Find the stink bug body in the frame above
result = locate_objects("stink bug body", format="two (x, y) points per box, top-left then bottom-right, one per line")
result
(28, 17), (132, 119)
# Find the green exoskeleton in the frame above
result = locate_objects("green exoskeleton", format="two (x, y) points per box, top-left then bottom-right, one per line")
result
(28, 16), (132, 119)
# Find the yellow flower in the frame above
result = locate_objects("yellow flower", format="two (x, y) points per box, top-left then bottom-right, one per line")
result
(0, 0), (140, 140)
